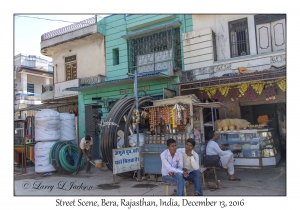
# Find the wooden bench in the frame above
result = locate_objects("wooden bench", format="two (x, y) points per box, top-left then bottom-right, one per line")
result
(161, 167), (208, 195)
(199, 167), (207, 189)
(160, 181), (188, 196)
(201, 166), (219, 189)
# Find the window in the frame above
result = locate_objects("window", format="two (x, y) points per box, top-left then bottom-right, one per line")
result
(113, 48), (119, 65)
(27, 83), (34, 93)
(65, 55), (77, 81)
(229, 18), (250, 58)
(255, 14), (286, 54)
(128, 27), (181, 74)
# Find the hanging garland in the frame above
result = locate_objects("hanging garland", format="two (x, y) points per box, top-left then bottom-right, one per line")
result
(244, 86), (259, 100)
(211, 90), (225, 102)
(229, 87), (240, 102)
(276, 78), (286, 92)
(207, 88), (217, 99)
(265, 83), (276, 101)
(237, 83), (249, 96)
(218, 86), (230, 97)
(200, 77), (285, 102)
(251, 82), (265, 95)
(200, 91), (209, 102)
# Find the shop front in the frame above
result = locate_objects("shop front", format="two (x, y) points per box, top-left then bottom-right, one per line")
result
(66, 72), (179, 161)
(141, 95), (226, 175)
(174, 68), (286, 168)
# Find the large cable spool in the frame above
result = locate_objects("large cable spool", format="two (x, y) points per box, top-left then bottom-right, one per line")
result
(34, 141), (56, 173)
(35, 109), (60, 141)
(60, 113), (76, 141)
(100, 96), (153, 176)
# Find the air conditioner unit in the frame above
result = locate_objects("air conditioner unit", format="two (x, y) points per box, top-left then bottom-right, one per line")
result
(98, 75), (106, 82)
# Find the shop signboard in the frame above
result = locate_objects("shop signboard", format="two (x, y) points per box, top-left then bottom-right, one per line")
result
(112, 147), (140, 175)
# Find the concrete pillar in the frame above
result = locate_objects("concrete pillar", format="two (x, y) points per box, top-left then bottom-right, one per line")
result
(21, 73), (27, 94)
(45, 77), (50, 85)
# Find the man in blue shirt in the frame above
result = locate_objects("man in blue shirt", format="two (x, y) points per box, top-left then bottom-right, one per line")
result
(160, 138), (188, 196)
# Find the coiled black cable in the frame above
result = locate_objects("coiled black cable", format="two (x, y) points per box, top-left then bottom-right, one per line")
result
(100, 95), (153, 175)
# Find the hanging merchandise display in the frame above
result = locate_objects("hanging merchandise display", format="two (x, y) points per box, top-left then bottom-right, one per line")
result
(131, 109), (140, 131)
(145, 100), (194, 144)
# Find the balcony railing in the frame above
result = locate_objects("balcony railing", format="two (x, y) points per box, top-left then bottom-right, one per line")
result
(15, 93), (41, 101)
(79, 74), (106, 86)
(42, 85), (54, 93)
(41, 17), (96, 41)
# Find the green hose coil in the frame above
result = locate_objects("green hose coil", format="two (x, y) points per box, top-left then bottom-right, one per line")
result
(49, 141), (85, 173)
(59, 144), (85, 172)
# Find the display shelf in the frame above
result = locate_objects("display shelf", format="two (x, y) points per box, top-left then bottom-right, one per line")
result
(216, 128), (280, 167)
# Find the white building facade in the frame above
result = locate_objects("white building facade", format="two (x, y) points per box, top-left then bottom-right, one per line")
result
(182, 14), (286, 80)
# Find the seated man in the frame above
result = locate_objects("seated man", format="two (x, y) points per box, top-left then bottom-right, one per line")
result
(206, 130), (240, 181)
(177, 138), (203, 196)
(160, 138), (188, 196)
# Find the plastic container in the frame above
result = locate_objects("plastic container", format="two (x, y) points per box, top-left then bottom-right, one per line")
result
(60, 113), (76, 141)
(94, 159), (102, 168)
(35, 109), (60, 141)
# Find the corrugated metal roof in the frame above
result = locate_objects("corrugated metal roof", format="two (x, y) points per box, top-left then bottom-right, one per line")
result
(14, 102), (77, 112)
(173, 68), (286, 86)
(173, 68), (286, 91)
(65, 71), (173, 92)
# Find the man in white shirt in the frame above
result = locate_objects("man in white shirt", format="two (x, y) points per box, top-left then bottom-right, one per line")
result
(206, 130), (240, 181)
(160, 138), (189, 196)
(73, 135), (93, 175)
(177, 138), (203, 196)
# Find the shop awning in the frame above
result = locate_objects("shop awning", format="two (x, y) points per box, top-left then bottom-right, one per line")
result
(192, 102), (226, 108)
(65, 72), (175, 92)
(14, 102), (77, 112)
(121, 20), (181, 39)
(173, 69), (286, 91)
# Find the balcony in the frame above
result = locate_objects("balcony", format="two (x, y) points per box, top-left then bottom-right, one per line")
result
(54, 79), (79, 99)
(41, 85), (54, 101)
(15, 93), (42, 105)
(40, 17), (101, 57)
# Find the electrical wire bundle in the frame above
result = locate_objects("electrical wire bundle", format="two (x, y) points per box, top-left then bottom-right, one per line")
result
(100, 95), (153, 174)
(49, 141), (85, 174)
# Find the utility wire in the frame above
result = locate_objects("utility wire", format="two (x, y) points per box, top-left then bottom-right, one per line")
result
(15, 15), (78, 24)
(16, 14), (125, 33)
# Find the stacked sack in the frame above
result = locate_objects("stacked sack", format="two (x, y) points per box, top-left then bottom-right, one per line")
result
(34, 109), (60, 173)
(50, 113), (83, 174)
(59, 113), (76, 141)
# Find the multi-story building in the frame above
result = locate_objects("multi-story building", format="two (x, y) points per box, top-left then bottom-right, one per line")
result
(63, 14), (192, 159)
(14, 53), (53, 119)
(40, 16), (106, 154)
(175, 14), (286, 158)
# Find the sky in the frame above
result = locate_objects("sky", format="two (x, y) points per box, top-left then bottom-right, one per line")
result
(14, 14), (107, 61)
